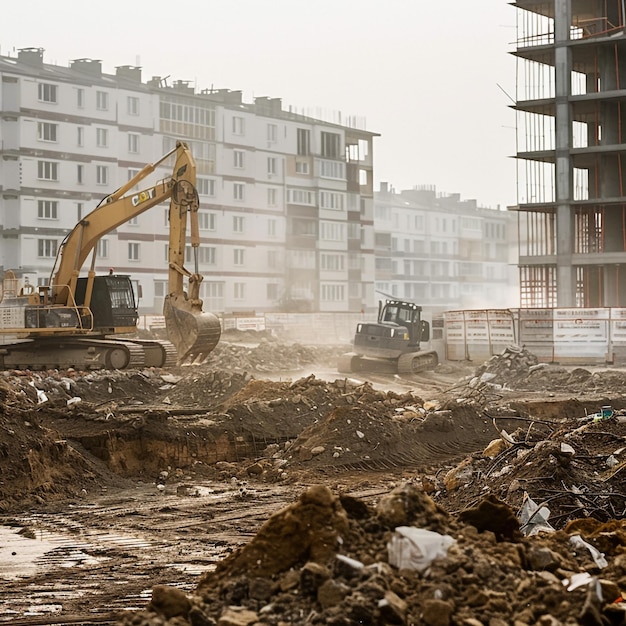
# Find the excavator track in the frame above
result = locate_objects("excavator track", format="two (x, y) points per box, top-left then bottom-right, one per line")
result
(397, 349), (439, 374)
(338, 350), (439, 376)
(0, 338), (170, 371)
(123, 339), (178, 368)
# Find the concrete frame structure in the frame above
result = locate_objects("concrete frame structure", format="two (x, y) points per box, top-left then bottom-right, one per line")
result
(513, 0), (626, 307)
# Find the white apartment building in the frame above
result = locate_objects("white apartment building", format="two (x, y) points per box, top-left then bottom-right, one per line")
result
(0, 48), (378, 315)
(374, 184), (518, 316)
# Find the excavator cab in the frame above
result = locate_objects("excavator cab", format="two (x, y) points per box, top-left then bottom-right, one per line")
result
(75, 275), (138, 331)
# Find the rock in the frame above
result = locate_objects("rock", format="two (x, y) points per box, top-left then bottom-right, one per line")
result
(443, 458), (473, 492)
(378, 590), (408, 624)
(248, 577), (274, 601)
(245, 462), (264, 476)
(482, 438), (509, 458)
(317, 578), (350, 609)
(300, 561), (331, 596)
(217, 607), (259, 626)
(458, 494), (522, 542)
(527, 546), (562, 571)
(147, 584), (191, 619)
(310, 445), (325, 456)
(421, 598), (454, 626)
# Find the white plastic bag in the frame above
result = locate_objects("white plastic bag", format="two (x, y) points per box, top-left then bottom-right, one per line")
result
(387, 526), (455, 572)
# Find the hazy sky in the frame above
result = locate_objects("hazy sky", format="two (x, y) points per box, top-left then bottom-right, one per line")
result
(2, 1), (517, 210)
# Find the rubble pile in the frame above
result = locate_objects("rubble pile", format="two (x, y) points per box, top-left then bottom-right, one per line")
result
(118, 483), (626, 626)
(204, 340), (347, 373)
(434, 413), (626, 529)
(469, 344), (540, 388)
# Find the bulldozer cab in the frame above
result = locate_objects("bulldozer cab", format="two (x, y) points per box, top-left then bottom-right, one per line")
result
(379, 300), (429, 346)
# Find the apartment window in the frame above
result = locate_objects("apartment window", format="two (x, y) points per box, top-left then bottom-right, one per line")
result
(76, 202), (84, 219)
(203, 246), (216, 264)
(321, 253), (345, 271)
(320, 161), (345, 179)
(37, 161), (58, 181)
(38, 83), (57, 103)
(295, 160), (309, 174)
(37, 122), (57, 142)
(96, 91), (109, 110)
(348, 223), (360, 240)
(128, 133), (139, 153)
(234, 282), (246, 299)
(77, 164), (84, 184)
(233, 216), (245, 233)
(234, 248), (245, 265)
(293, 219), (317, 237)
(127, 96), (140, 115)
(96, 128), (108, 148)
(77, 126), (84, 147)
(267, 157), (277, 175)
(321, 283), (345, 302)
(128, 216), (138, 226)
(232, 116), (245, 135)
(76, 88), (84, 108)
(185, 246), (215, 265)
(268, 218), (277, 237)
(321, 131), (340, 158)
(291, 249), (316, 269)
(267, 123), (277, 143)
(297, 128), (310, 156)
(267, 283), (278, 300)
(198, 211), (216, 230)
(37, 200), (58, 219)
(96, 165), (108, 185)
(197, 177), (216, 196)
(268, 250), (277, 268)
(287, 189), (314, 205)
(97, 239), (109, 258)
(320, 221), (346, 242)
(128, 242), (140, 261)
(233, 183), (245, 201)
(320, 191), (345, 210)
(267, 188), (277, 206)
(38, 239), (58, 258)
(234, 150), (245, 168)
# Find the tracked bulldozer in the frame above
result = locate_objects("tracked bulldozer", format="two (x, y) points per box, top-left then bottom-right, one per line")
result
(338, 299), (439, 375)
(0, 141), (221, 370)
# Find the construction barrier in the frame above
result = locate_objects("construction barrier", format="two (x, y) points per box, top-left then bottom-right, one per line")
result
(444, 307), (626, 365)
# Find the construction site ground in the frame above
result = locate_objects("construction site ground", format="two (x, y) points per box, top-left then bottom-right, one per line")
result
(1, 330), (625, 625)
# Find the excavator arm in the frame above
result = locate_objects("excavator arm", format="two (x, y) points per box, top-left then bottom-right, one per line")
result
(49, 141), (220, 364)
(51, 143), (192, 304)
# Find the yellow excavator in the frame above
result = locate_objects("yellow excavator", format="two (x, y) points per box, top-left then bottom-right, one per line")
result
(0, 141), (221, 370)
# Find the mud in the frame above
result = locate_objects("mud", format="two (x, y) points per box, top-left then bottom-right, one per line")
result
(1, 339), (625, 624)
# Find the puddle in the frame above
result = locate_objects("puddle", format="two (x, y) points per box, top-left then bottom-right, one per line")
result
(0, 526), (66, 579)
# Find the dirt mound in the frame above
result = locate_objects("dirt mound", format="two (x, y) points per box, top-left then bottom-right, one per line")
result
(0, 376), (106, 510)
(117, 483), (626, 626)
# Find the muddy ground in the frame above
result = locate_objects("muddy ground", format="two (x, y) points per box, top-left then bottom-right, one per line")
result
(0, 335), (625, 625)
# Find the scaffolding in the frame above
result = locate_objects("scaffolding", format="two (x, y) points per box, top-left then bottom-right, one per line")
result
(514, 0), (626, 307)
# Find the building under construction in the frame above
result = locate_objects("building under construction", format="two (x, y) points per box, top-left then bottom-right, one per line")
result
(514, 0), (626, 308)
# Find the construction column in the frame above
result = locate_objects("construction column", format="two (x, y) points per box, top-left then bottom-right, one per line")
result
(554, 0), (576, 306)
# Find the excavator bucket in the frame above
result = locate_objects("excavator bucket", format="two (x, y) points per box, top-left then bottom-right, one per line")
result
(163, 294), (221, 364)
